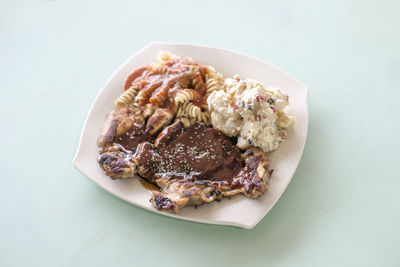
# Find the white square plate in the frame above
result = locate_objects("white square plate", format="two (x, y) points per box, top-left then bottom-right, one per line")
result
(73, 42), (309, 229)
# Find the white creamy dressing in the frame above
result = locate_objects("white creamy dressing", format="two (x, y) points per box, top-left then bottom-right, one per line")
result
(207, 76), (296, 152)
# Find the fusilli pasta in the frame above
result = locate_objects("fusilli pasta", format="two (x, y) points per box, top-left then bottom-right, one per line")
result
(149, 91), (168, 107)
(115, 85), (140, 106)
(185, 102), (202, 121)
(174, 89), (201, 104)
(204, 65), (218, 78)
(175, 102), (211, 126)
(157, 50), (177, 64)
(203, 64), (224, 95)
(192, 72), (206, 91)
(148, 63), (168, 75)
(200, 110), (211, 125)
(205, 77), (224, 94)
(134, 88), (150, 105)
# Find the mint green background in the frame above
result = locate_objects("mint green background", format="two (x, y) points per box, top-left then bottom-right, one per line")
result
(1, 0), (399, 266)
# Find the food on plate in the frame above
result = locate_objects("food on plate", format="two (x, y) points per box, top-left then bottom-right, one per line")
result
(136, 122), (270, 212)
(97, 51), (295, 212)
(208, 76), (296, 152)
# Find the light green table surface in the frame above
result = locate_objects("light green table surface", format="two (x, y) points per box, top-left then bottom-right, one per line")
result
(1, 0), (399, 266)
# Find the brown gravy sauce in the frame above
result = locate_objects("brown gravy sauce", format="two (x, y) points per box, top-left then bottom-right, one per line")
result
(134, 122), (243, 185)
(139, 178), (160, 191)
(114, 122), (151, 152)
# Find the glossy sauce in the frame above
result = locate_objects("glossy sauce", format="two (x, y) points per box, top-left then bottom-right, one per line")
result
(139, 178), (160, 191)
(115, 122), (151, 152)
(123, 58), (208, 109)
(124, 67), (147, 90)
(135, 122), (243, 184)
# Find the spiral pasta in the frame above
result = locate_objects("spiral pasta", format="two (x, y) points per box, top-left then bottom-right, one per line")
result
(178, 76), (191, 89)
(175, 102), (211, 126)
(134, 88), (150, 105)
(205, 77), (224, 94)
(200, 110), (211, 125)
(185, 102), (202, 121)
(115, 85), (140, 106)
(204, 65), (218, 78)
(174, 89), (201, 104)
(192, 72), (206, 91)
(148, 63), (168, 75)
(116, 51), (213, 126)
(157, 50), (177, 64)
(149, 90), (168, 107)
(176, 103), (186, 118)
(203, 64), (224, 95)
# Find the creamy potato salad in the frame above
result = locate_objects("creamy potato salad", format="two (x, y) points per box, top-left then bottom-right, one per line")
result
(207, 75), (296, 152)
